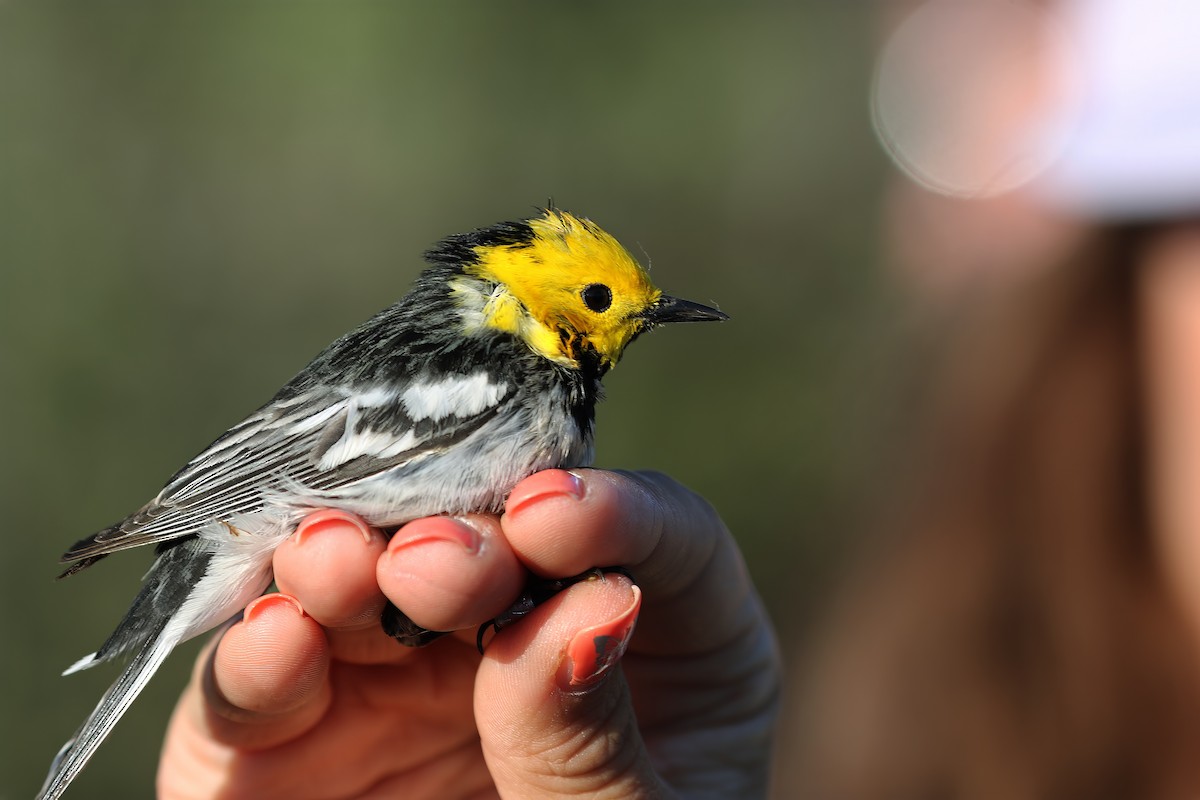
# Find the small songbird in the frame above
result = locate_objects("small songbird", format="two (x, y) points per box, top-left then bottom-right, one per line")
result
(38, 207), (727, 798)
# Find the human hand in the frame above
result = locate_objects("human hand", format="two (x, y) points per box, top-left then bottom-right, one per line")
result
(157, 469), (781, 799)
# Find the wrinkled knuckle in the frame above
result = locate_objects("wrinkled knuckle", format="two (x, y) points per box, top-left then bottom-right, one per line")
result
(632, 471), (723, 535)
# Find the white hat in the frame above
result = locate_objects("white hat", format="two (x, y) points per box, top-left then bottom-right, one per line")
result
(1036, 0), (1200, 219)
(873, 0), (1200, 220)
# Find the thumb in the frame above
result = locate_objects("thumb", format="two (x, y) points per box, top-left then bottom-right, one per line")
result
(474, 573), (666, 798)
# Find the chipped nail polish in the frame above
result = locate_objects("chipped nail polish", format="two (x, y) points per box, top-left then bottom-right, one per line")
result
(563, 584), (642, 690)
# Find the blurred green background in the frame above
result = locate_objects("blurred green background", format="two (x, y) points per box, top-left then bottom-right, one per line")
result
(0, 2), (894, 795)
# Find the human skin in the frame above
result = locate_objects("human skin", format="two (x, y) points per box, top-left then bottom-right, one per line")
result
(157, 469), (781, 799)
(1141, 224), (1200, 651)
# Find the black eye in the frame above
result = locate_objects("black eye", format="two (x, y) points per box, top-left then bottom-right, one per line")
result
(581, 283), (613, 313)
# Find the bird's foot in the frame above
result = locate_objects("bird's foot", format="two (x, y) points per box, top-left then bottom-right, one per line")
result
(380, 566), (635, 652)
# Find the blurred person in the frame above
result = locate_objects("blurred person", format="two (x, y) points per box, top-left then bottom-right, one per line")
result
(156, 469), (781, 798)
(783, 1), (1200, 798)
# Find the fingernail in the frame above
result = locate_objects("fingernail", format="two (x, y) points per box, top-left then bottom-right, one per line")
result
(507, 470), (585, 518)
(244, 593), (305, 624)
(389, 516), (481, 555)
(562, 584), (642, 691)
(294, 509), (376, 545)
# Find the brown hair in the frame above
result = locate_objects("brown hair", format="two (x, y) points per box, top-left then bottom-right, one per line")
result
(786, 230), (1200, 799)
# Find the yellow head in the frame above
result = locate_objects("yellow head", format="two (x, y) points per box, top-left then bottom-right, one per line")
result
(445, 209), (726, 371)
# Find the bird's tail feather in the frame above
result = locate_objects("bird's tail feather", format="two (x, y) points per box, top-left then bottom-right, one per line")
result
(62, 651), (100, 677)
(37, 619), (181, 800)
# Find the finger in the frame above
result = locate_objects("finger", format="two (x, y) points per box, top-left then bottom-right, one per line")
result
(502, 469), (745, 654)
(274, 510), (388, 627)
(507, 470), (780, 794)
(274, 510), (400, 664)
(475, 572), (668, 799)
(376, 514), (525, 633)
(185, 593), (332, 751)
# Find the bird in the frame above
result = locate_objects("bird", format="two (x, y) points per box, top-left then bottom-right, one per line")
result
(37, 207), (727, 799)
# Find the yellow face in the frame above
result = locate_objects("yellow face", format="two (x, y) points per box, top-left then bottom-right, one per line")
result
(456, 210), (664, 369)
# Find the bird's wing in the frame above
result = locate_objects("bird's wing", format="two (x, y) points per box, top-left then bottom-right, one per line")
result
(60, 371), (512, 564)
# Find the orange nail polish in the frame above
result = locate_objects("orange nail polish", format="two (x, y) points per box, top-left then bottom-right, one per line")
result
(563, 584), (641, 690)
(294, 509), (375, 545)
(389, 516), (481, 555)
(507, 470), (585, 517)
(243, 593), (305, 624)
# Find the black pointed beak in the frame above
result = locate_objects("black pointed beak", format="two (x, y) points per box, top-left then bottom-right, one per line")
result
(641, 295), (730, 325)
